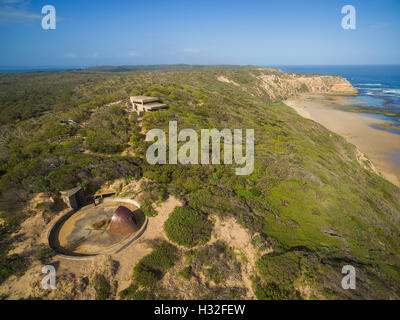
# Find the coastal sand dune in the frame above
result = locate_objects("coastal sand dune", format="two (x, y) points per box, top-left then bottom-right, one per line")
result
(285, 94), (400, 187)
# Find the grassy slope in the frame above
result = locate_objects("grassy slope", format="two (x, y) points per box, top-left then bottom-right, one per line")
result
(0, 66), (399, 299)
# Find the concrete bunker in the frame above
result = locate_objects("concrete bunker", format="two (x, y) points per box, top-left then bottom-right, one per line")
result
(60, 186), (85, 210)
(130, 96), (168, 114)
(48, 197), (147, 258)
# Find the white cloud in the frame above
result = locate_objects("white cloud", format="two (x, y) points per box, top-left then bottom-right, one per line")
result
(0, 0), (26, 4)
(0, 0), (41, 24)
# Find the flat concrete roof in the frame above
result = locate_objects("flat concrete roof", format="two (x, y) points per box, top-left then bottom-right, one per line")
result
(144, 102), (168, 110)
(60, 186), (82, 197)
(130, 96), (159, 103)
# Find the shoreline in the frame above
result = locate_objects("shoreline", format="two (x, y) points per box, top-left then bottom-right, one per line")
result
(284, 93), (400, 188)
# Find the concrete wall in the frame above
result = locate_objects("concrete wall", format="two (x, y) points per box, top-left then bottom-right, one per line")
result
(48, 197), (146, 260)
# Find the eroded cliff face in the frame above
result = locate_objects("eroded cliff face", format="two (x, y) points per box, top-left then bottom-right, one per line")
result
(257, 71), (358, 101)
(218, 68), (358, 101)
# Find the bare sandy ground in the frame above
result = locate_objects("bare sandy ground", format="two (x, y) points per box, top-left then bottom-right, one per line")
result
(209, 216), (268, 299)
(1, 175), (316, 300)
(217, 75), (240, 86)
(284, 94), (400, 187)
(159, 214), (262, 300)
(0, 193), (183, 300)
(0, 190), (263, 299)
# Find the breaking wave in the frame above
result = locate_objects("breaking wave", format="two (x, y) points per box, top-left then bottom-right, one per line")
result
(355, 83), (383, 86)
(382, 89), (400, 95)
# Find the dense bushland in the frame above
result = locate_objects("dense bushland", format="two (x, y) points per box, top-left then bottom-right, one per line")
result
(0, 66), (399, 299)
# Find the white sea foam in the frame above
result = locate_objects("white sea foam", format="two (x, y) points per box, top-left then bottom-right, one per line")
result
(360, 88), (400, 97)
(383, 89), (400, 95)
(355, 83), (383, 86)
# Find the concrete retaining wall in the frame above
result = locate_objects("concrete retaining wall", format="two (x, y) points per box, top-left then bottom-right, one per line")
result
(47, 197), (147, 260)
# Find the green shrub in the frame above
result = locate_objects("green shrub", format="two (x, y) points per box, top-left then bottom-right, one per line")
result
(178, 266), (192, 280)
(253, 280), (298, 300)
(164, 207), (213, 248)
(119, 284), (136, 299)
(130, 128), (146, 151)
(133, 241), (178, 287)
(35, 202), (51, 212)
(93, 274), (111, 300)
(118, 284), (155, 300)
(142, 204), (157, 217)
(1, 67), (400, 299)
(254, 251), (312, 300)
(0, 254), (26, 285)
(36, 244), (54, 263)
(203, 265), (226, 285)
(84, 106), (136, 154)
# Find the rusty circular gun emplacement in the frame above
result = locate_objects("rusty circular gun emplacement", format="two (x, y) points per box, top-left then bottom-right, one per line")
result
(108, 206), (140, 235)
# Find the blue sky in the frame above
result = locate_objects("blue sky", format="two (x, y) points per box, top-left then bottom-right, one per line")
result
(0, 0), (399, 66)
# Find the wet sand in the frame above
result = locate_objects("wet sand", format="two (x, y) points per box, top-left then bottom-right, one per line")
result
(284, 93), (400, 187)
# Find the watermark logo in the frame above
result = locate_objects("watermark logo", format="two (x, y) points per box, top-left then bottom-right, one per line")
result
(145, 121), (254, 175)
(341, 5), (356, 30)
(41, 5), (56, 30)
(341, 265), (356, 290)
(41, 265), (56, 290)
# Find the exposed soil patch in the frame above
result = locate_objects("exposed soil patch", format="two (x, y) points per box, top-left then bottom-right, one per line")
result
(0, 178), (183, 300)
(217, 75), (240, 86)
(210, 215), (269, 299)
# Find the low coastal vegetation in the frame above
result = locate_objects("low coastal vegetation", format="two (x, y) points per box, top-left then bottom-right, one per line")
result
(164, 207), (213, 248)
(182, 241), (246, 299)
(85, 105), (134, 154)
(119, 241), (178, 300)
(0, 66), (399, 299)
(133, 241), (179, 287)
(254, 251), (315, 299)
(93, 274), (111, 300)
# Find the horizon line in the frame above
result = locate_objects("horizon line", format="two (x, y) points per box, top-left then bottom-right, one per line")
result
(1, 64), (400, 69)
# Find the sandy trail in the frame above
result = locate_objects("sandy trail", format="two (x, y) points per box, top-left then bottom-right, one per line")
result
(211, 216), (259, 299)
(285, 94), (400, 187)
(111, 196), (183, 293)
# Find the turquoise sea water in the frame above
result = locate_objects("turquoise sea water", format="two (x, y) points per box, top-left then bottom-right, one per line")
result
(271, 65), (400, 135)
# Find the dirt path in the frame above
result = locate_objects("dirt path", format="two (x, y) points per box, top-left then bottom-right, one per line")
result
(112, 196), (183, 293)
(211, 215), (271, 299)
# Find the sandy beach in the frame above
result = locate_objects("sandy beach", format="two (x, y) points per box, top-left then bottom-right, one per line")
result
(285, 94), (400, 187)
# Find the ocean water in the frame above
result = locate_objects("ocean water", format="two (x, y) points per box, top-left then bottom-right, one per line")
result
(0, 66), (82, 74)
(271, 65), (400, 134)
